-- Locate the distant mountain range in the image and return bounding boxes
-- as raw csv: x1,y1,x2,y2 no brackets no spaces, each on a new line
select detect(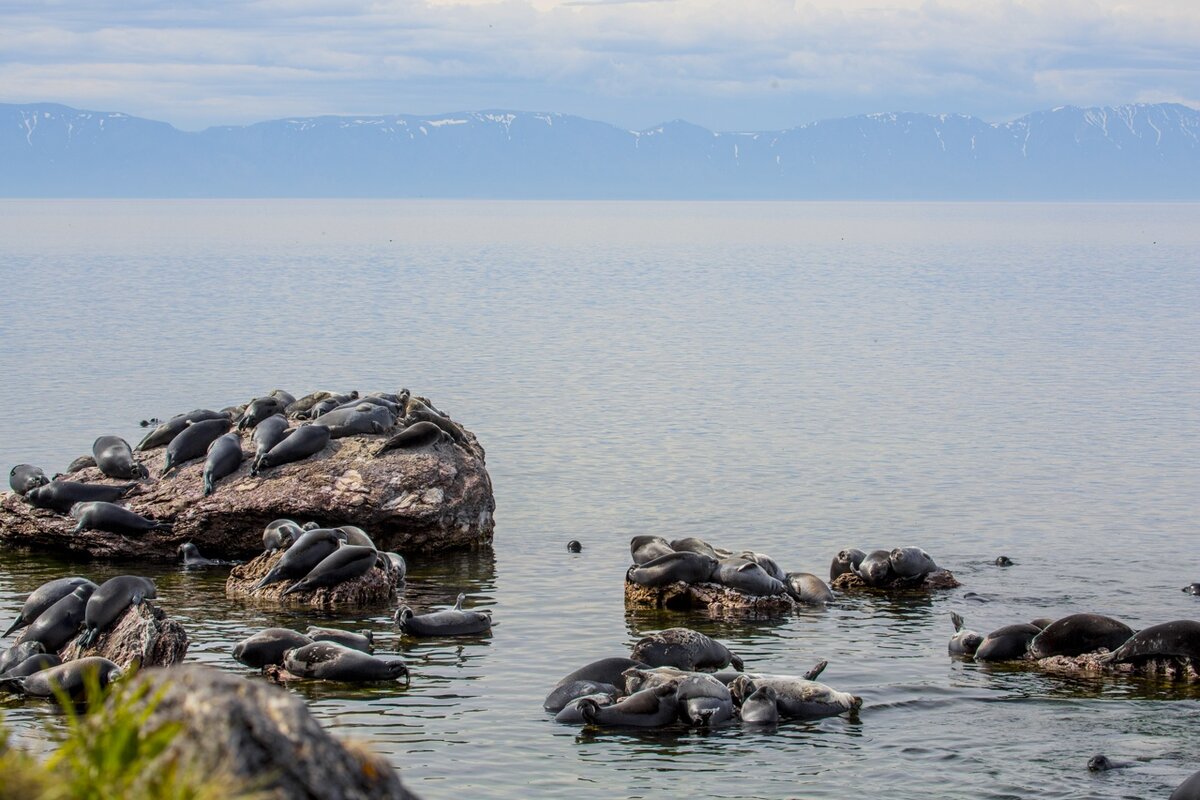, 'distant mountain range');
2,102,1198,199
